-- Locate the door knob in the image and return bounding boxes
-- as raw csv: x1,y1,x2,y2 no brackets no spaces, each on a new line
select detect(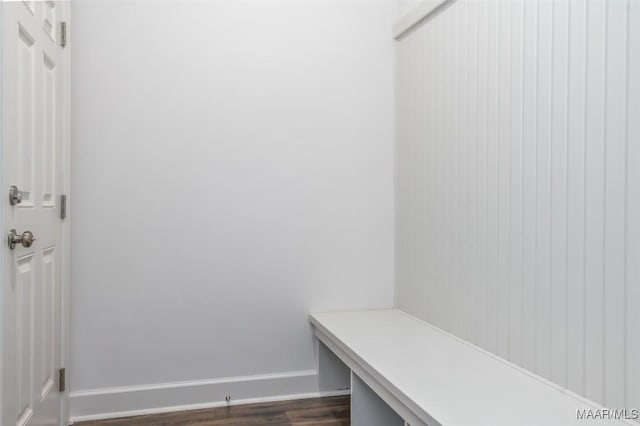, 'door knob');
9,185,22,205
8,229,36,249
